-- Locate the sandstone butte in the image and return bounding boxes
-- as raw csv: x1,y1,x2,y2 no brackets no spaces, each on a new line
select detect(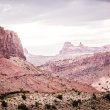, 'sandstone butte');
0,26,26,60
